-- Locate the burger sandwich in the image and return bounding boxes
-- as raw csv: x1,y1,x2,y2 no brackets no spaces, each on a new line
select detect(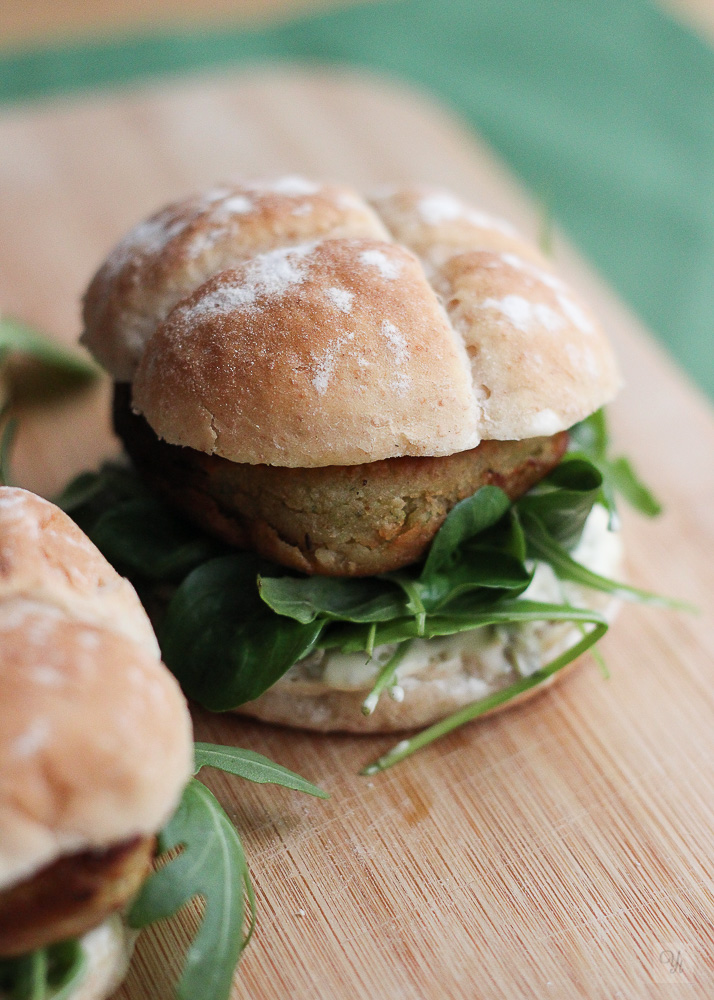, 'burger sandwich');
75,179,668,766
0,486,325,998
